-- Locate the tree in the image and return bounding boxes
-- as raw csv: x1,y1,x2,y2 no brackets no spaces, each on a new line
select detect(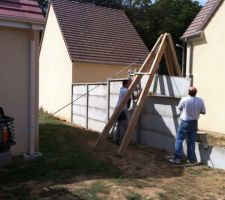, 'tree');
126,0,201,49
38,0,48,15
